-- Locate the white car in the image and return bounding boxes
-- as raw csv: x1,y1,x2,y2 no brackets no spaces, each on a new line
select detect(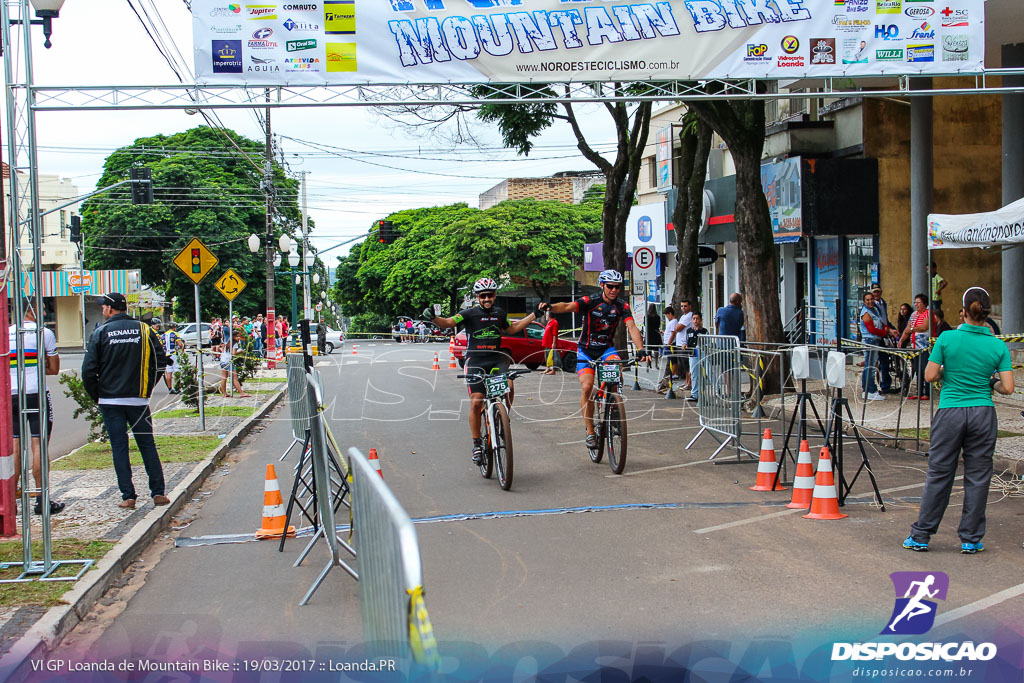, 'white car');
177,322,211,347
309,322,344,353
